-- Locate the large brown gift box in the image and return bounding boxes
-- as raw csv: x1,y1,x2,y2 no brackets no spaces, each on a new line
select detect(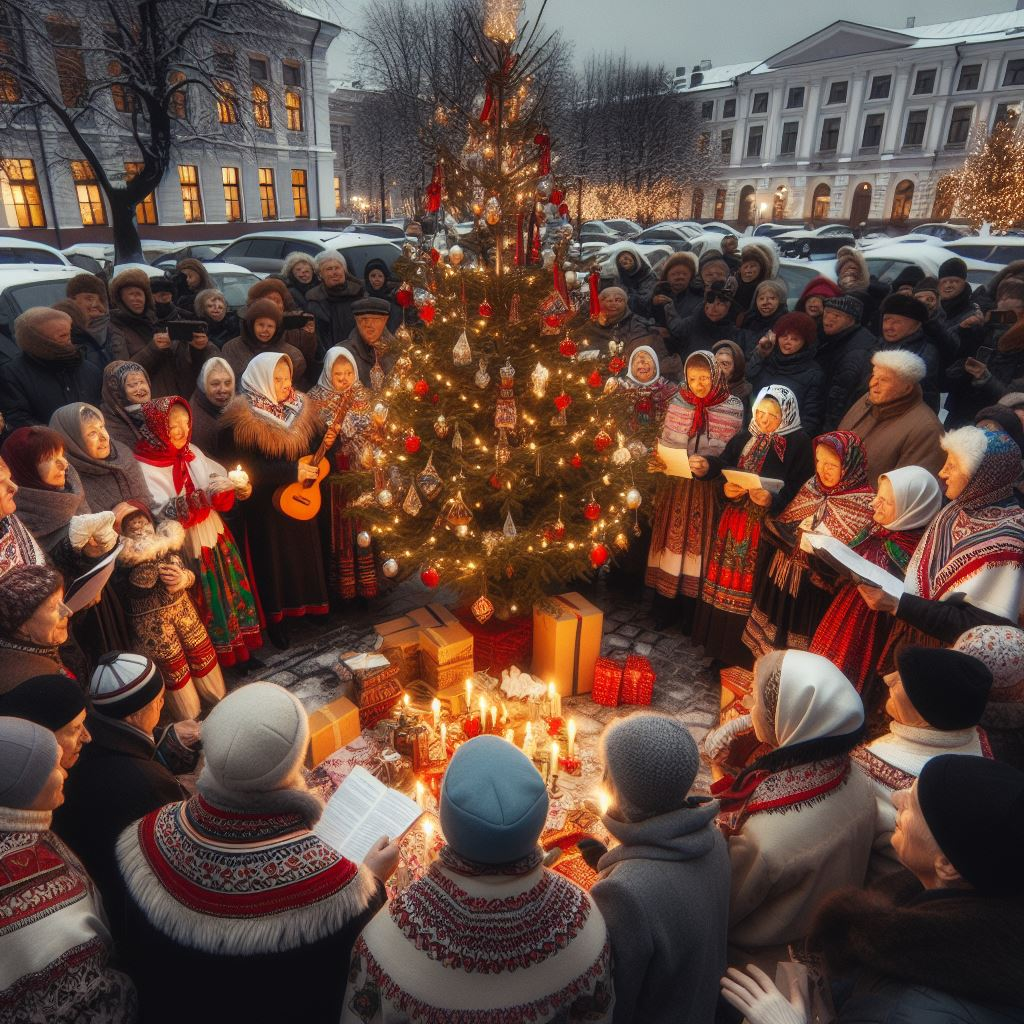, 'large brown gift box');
374,603,461,648
532,591,604,697
306,695,361,768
